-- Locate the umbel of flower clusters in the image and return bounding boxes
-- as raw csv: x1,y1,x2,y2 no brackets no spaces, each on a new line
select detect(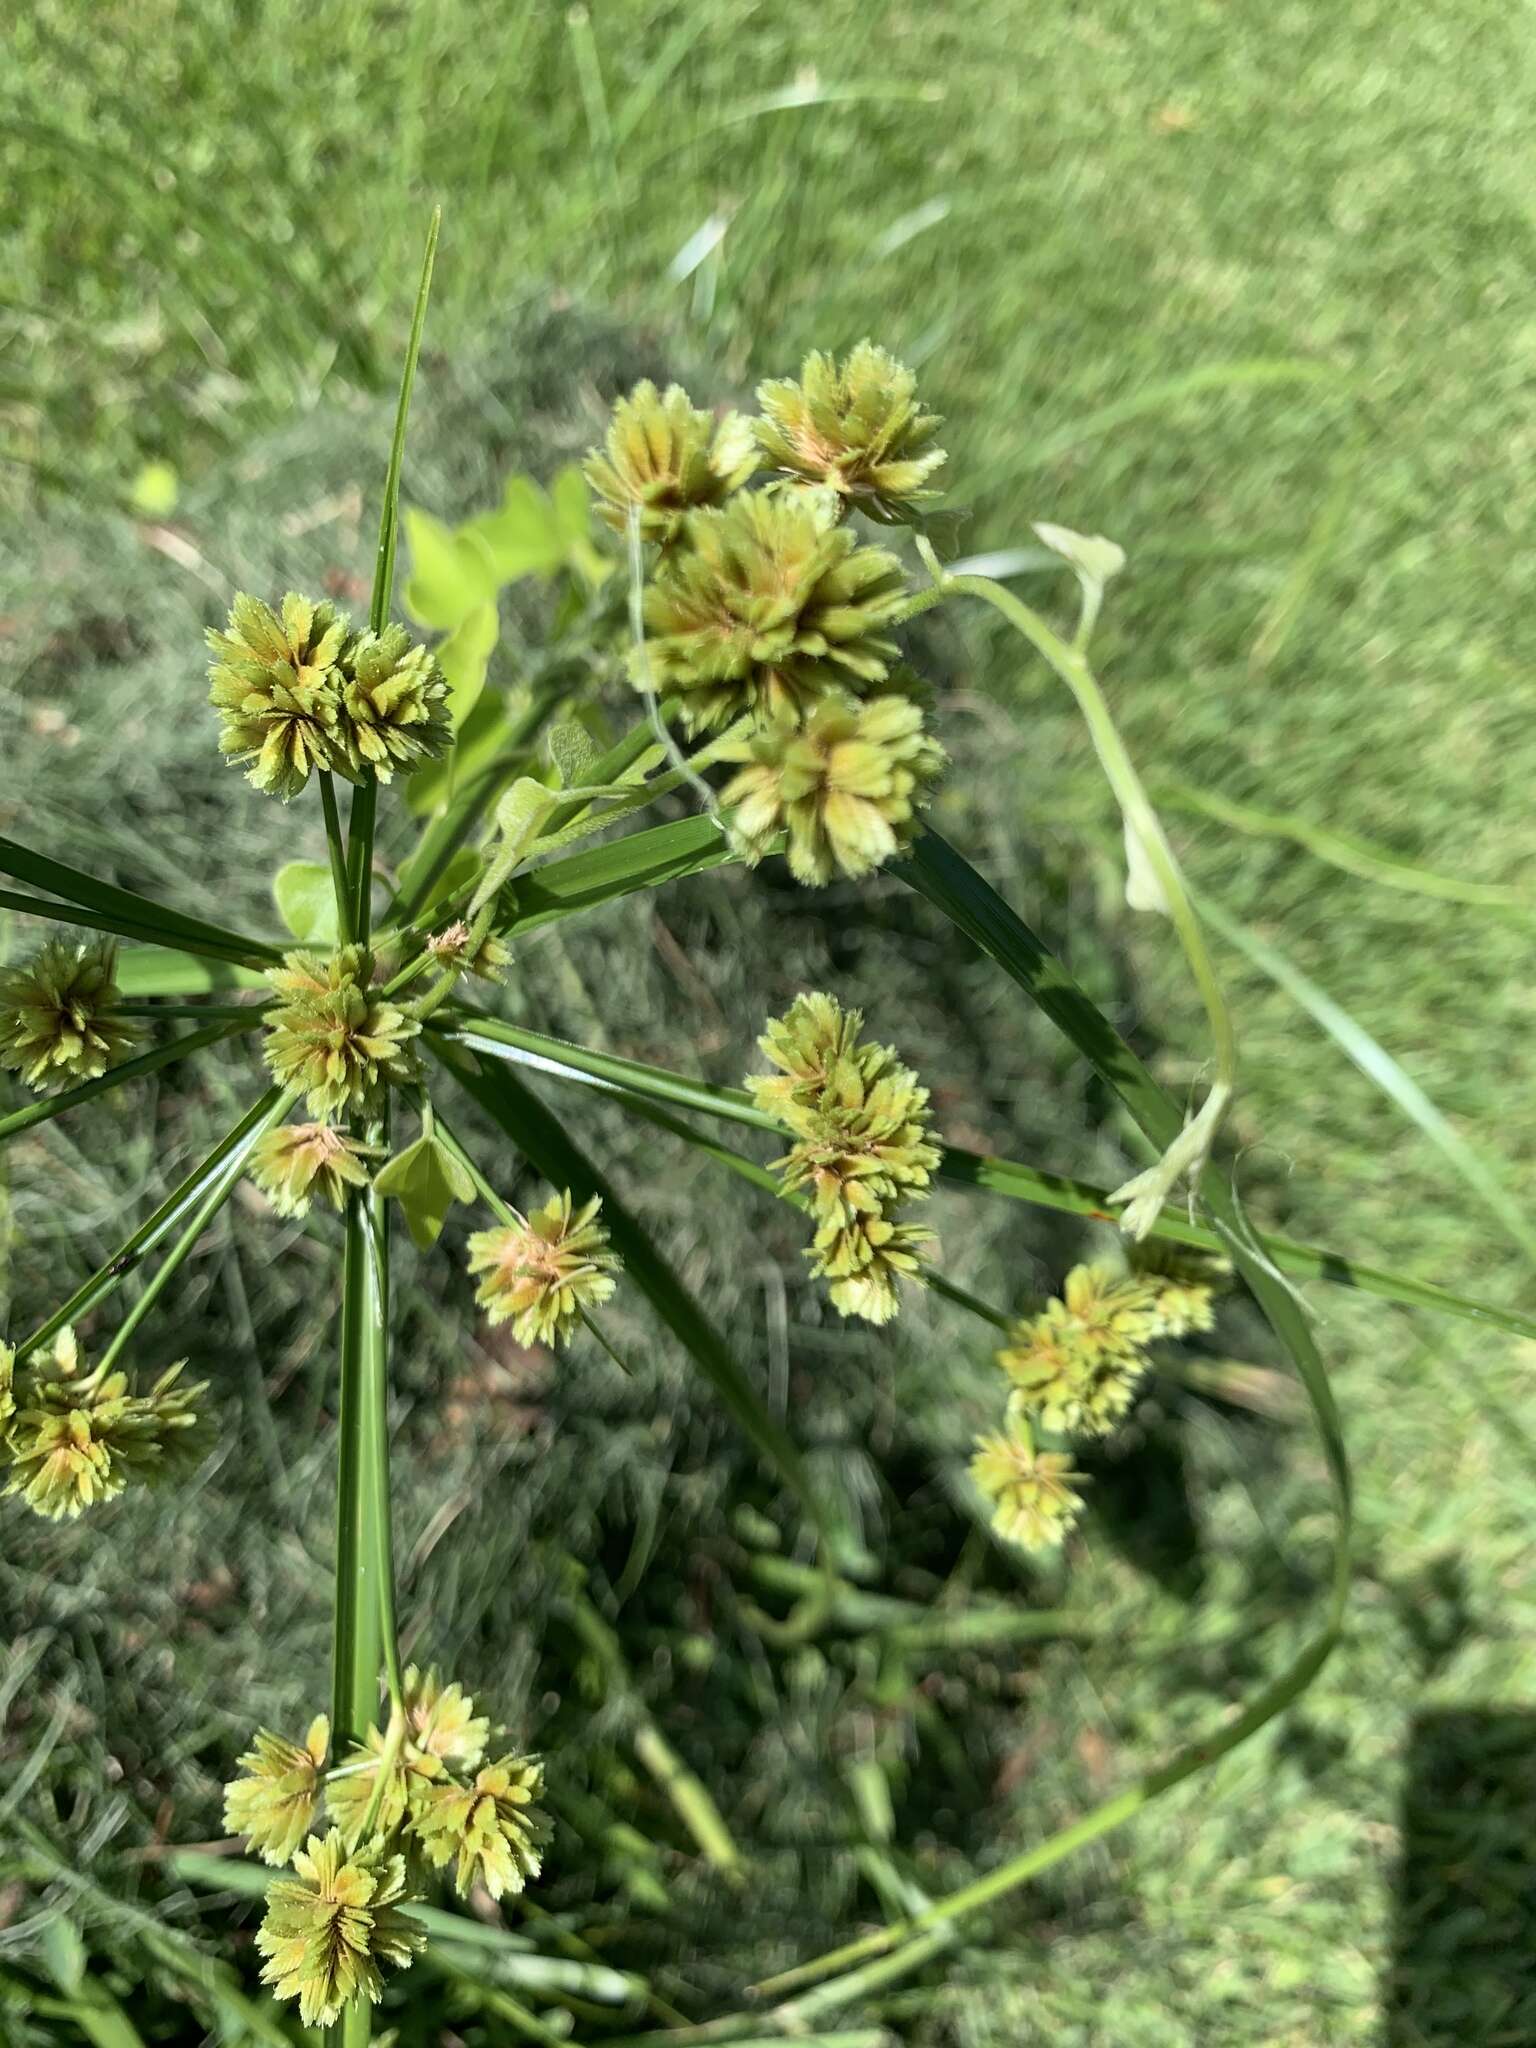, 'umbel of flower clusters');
207,592,450,800
0,1328,208,1520
262,946,421,1119
721,686,946,885
755,341,947,521
467,1190,621,1348
637,489,909,732
749,993,938,1325
998,1263,1160,1436
227,1667,551,2028
970,1406,1087,1553
0,937,137,1093
584,380,758,543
